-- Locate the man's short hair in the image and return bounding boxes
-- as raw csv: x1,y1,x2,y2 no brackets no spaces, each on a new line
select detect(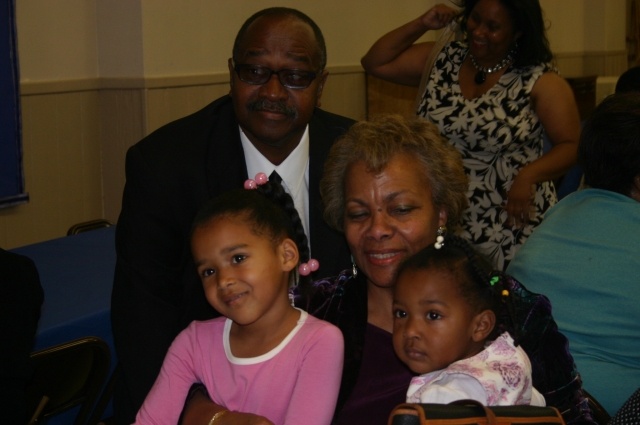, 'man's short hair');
578,92,640,196
615,66,640,94
232,7,327,71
